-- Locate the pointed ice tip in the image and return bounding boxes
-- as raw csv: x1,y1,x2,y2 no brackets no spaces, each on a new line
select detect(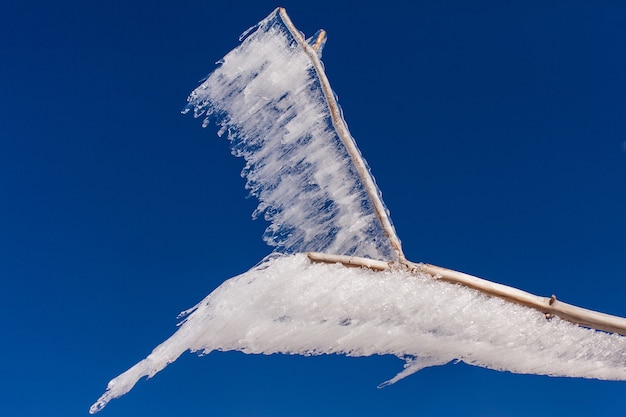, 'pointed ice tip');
89,400,104,414
377,380,392,389
89,387,115,414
